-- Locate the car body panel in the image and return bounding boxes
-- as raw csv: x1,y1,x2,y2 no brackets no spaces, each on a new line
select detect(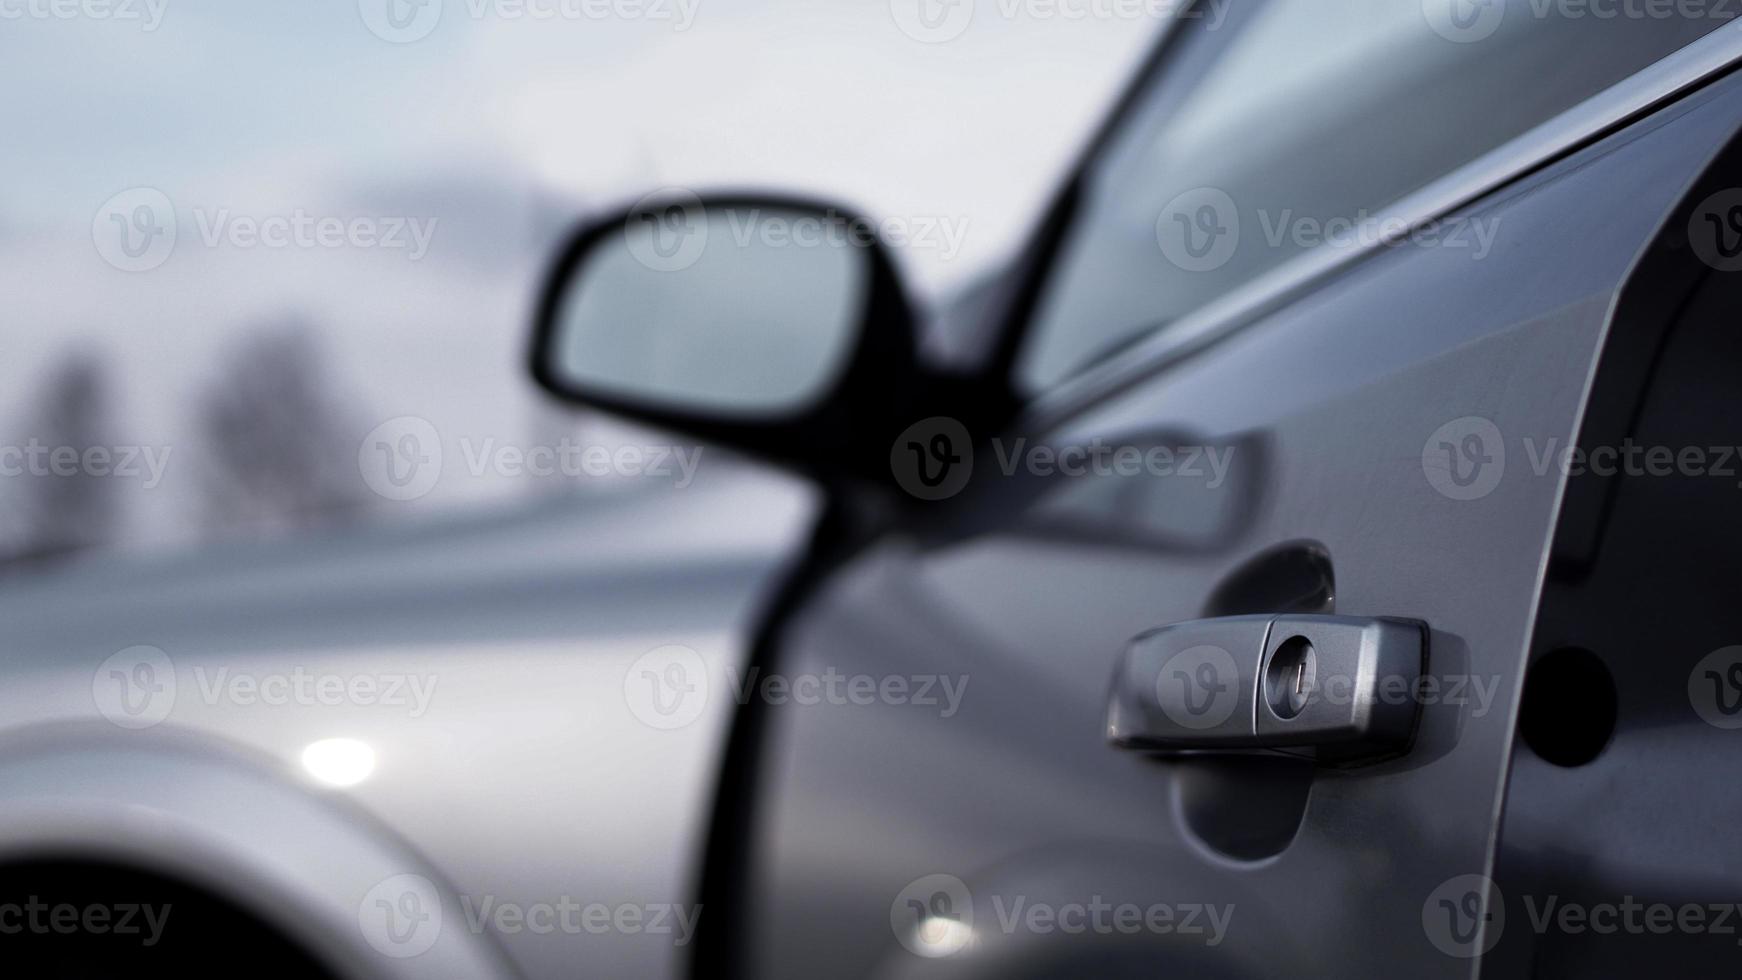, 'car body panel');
736,62,1742,980
0,472,814,979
